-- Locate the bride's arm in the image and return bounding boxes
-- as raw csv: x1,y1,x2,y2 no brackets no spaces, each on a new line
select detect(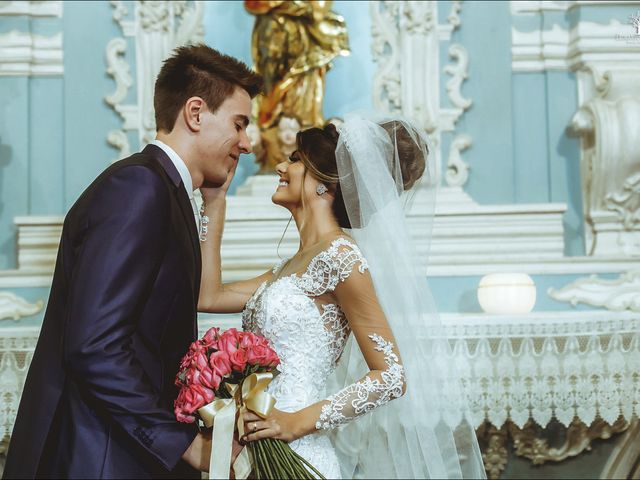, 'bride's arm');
241,246,405,442
198,183,273,314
